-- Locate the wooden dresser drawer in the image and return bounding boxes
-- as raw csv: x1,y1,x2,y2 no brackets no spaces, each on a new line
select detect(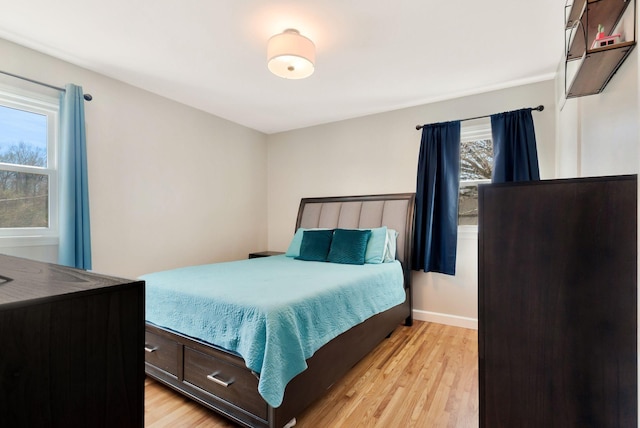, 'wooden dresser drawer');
145,331,179,377
183,347,266,419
